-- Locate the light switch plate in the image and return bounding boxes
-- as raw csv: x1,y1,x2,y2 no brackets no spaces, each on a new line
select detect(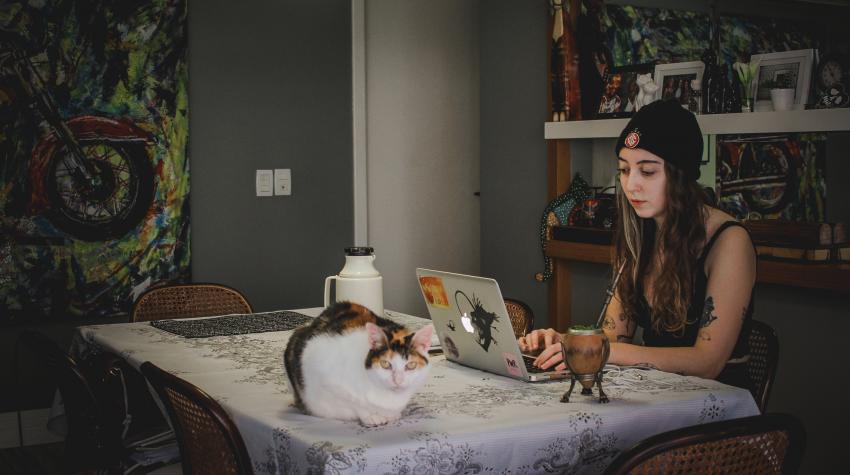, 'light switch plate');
274,168,291,196
256,170,273,197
